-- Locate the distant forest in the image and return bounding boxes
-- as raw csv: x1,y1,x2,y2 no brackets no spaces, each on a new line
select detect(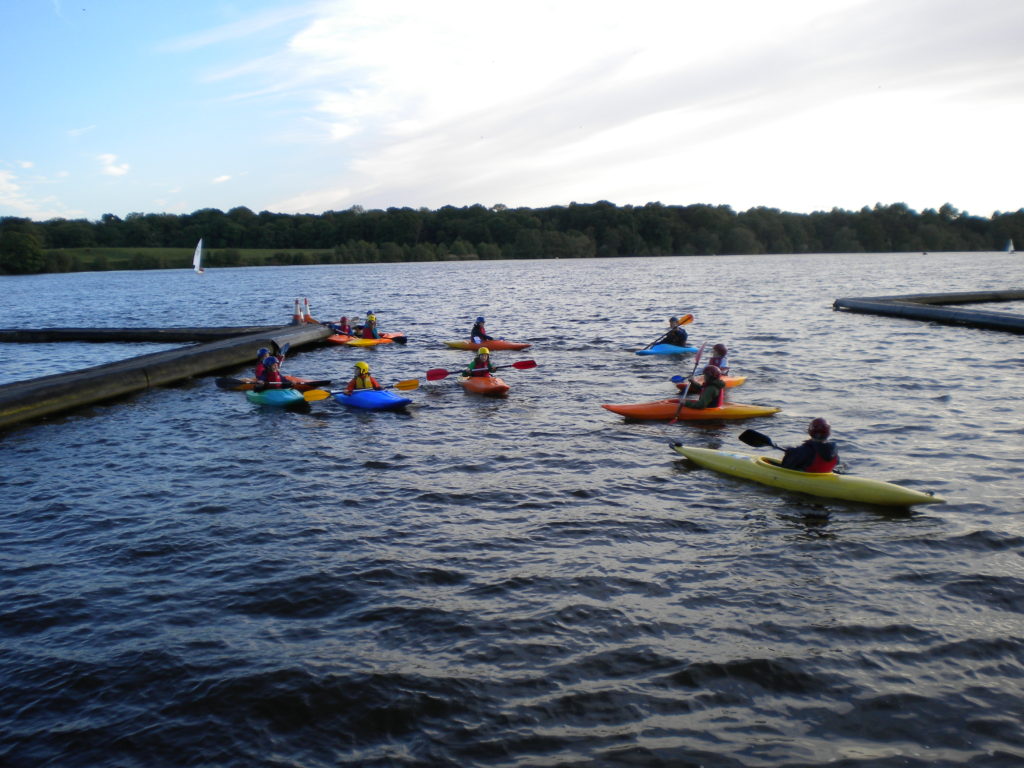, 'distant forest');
1,200,1022,274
